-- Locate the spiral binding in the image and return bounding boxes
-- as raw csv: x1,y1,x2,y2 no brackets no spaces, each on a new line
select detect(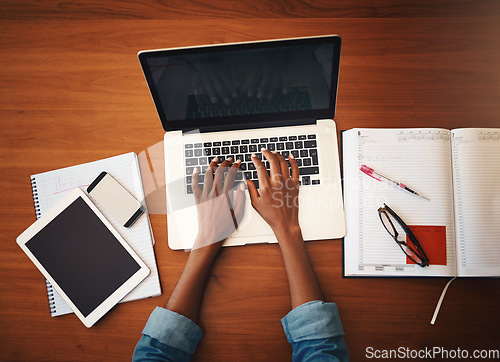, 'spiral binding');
46,280,57,314
31,176,56,315
30,177,42,219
